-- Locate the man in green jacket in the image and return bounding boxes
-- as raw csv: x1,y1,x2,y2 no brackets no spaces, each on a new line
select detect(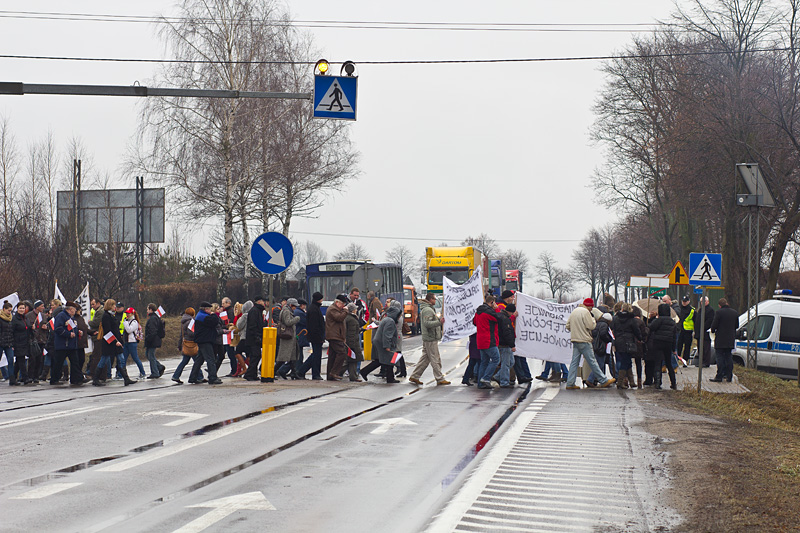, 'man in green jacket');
409,293,450,386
